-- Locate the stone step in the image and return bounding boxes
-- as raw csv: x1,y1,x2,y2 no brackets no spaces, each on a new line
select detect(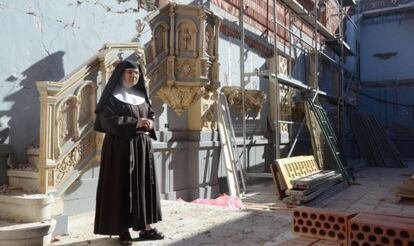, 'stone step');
0,219,55,246
0,192,53,222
